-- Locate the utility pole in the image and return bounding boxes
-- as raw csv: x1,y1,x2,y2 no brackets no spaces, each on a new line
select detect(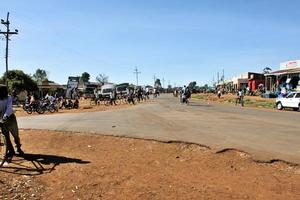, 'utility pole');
0,12,19,87
162,77,165,89
133,66,141,86
153,74,156,86
222,69,225,84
